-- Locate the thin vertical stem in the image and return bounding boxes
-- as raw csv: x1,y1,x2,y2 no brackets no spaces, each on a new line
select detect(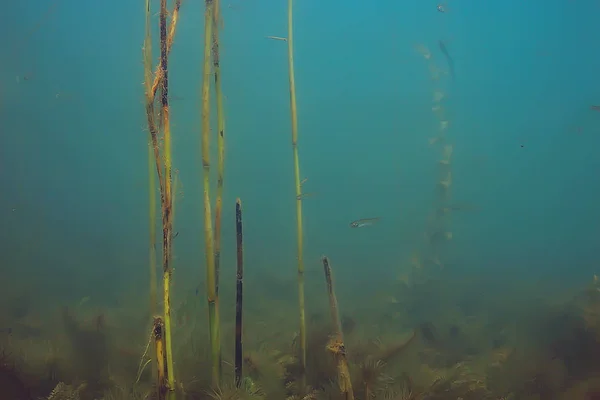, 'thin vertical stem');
158,0,175,394
322,257,354,400
201,0,221,387
287,0,306,382
234,199,244,387
211,0,226,376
